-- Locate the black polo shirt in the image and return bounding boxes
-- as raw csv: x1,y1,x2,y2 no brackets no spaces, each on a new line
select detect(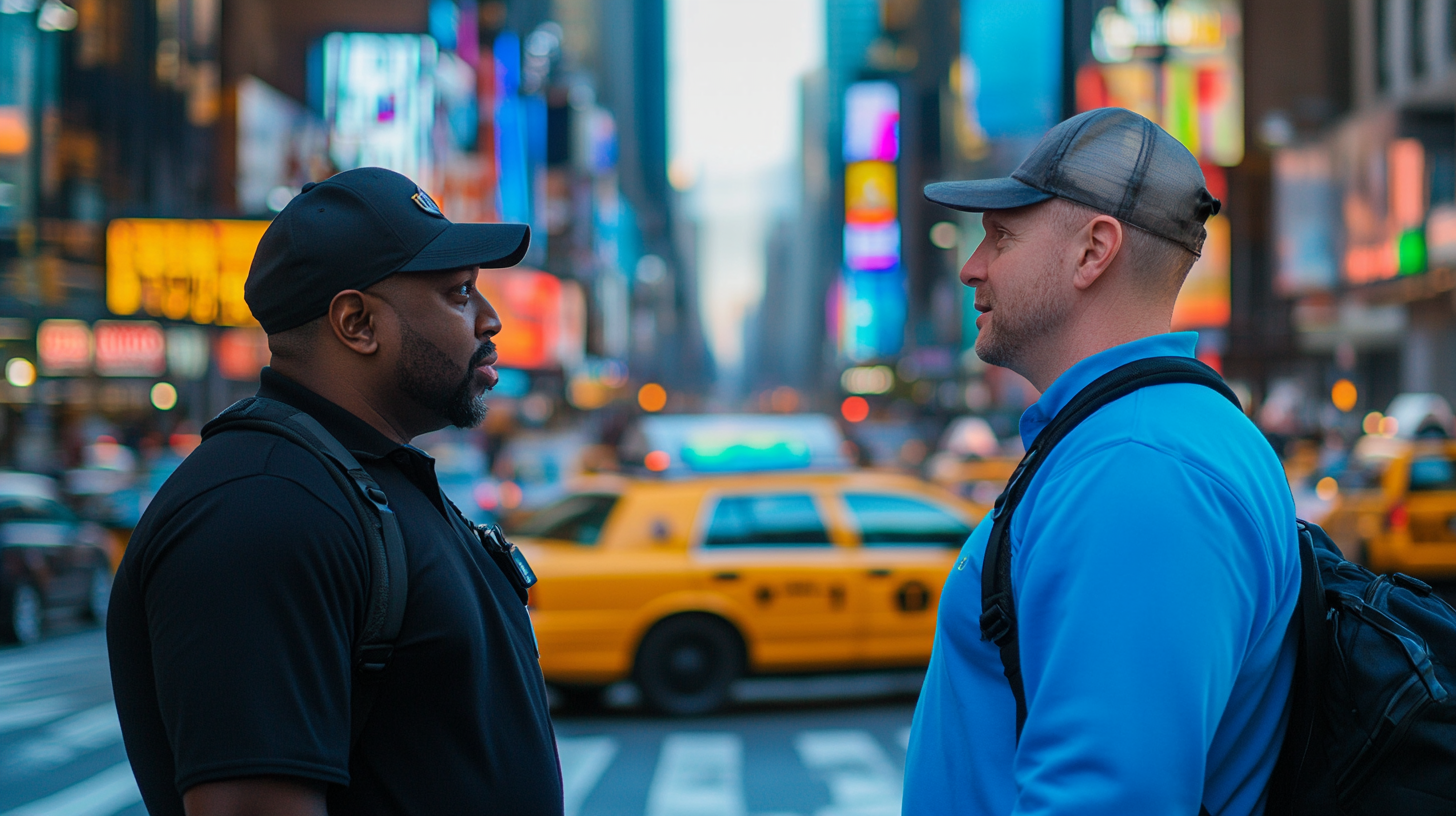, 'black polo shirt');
107,368,563,816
